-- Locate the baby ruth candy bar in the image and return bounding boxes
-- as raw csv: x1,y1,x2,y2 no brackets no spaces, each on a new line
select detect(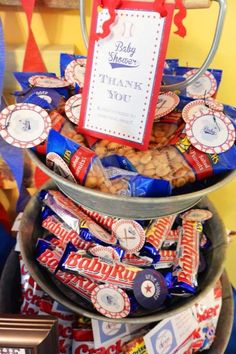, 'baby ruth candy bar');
60,247,141,289
41,206,94,251
171,219,200,296
39,189,116,245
